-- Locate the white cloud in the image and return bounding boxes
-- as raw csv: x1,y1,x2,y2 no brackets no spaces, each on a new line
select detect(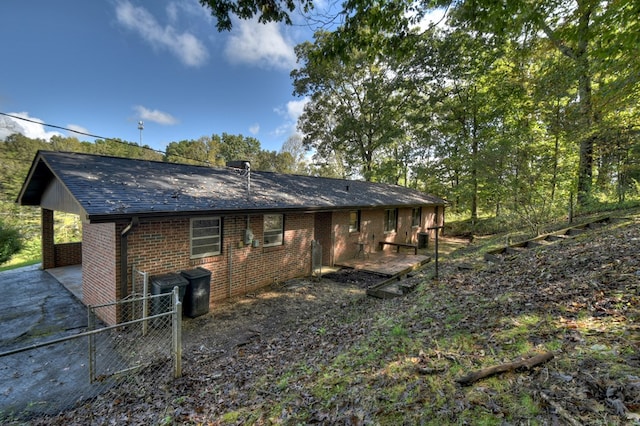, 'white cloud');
134,105,179,125
273,97,309,137
249,123,260,135
0,112,62,141
115,0,209,67
224,19,296,70
166,2,179,23
285,98,309,122
66,124,90,137
166,0,213,25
